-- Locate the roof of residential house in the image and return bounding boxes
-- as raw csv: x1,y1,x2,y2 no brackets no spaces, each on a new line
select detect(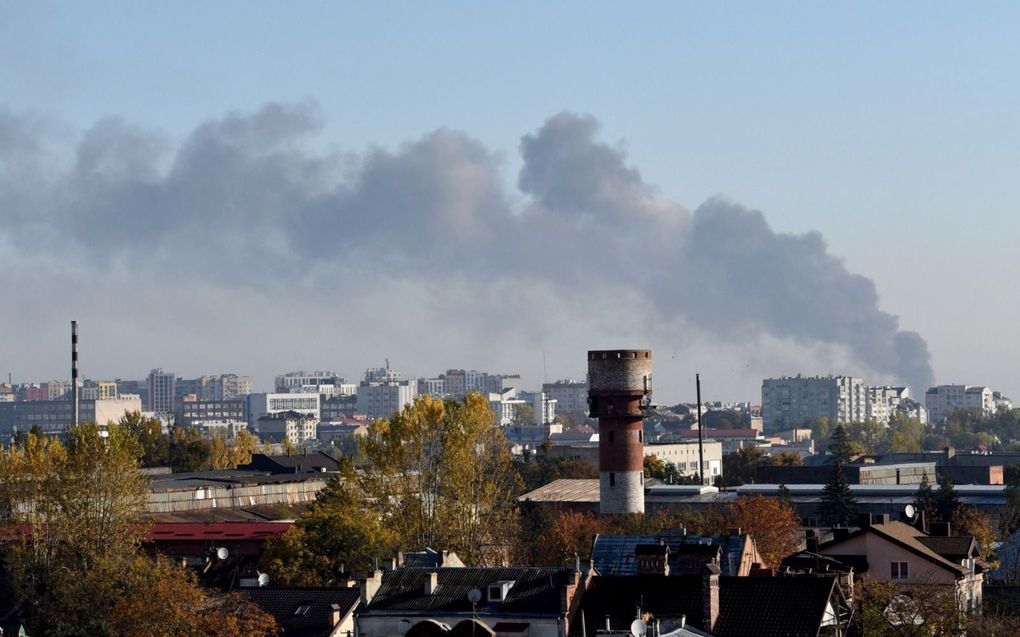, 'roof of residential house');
591,533,751,577
572,573,839,637
819,521,969,576
364,567,576,615
714,575,838,637
570,574,704,637
240,586,360,637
